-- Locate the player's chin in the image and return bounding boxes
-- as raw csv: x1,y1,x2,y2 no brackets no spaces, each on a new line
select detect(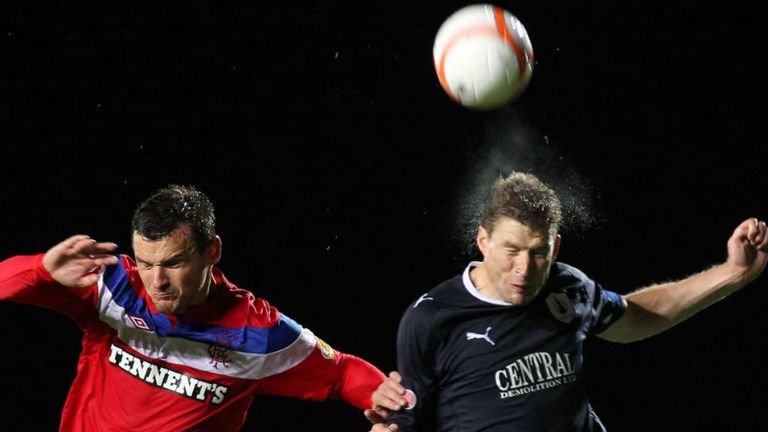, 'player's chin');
152,297,179,313
503,291,529,305
506,285,543,305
